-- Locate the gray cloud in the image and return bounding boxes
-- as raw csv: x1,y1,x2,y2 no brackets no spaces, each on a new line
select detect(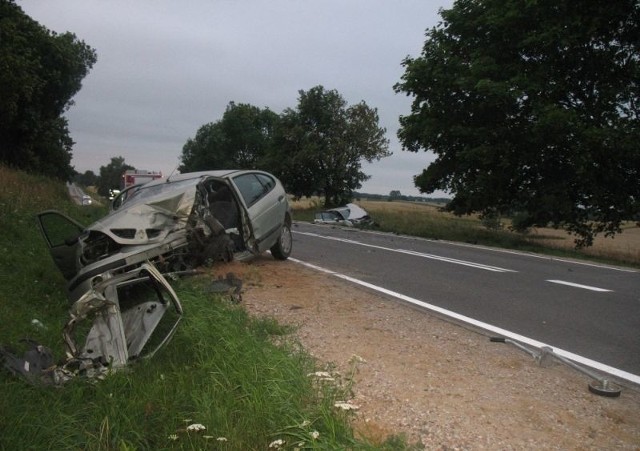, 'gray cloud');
19,0,452,196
